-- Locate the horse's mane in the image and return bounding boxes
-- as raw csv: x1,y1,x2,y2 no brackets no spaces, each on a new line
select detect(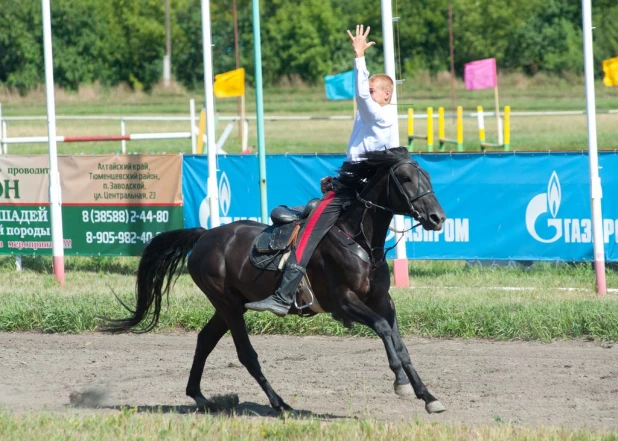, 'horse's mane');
333,146,413,194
